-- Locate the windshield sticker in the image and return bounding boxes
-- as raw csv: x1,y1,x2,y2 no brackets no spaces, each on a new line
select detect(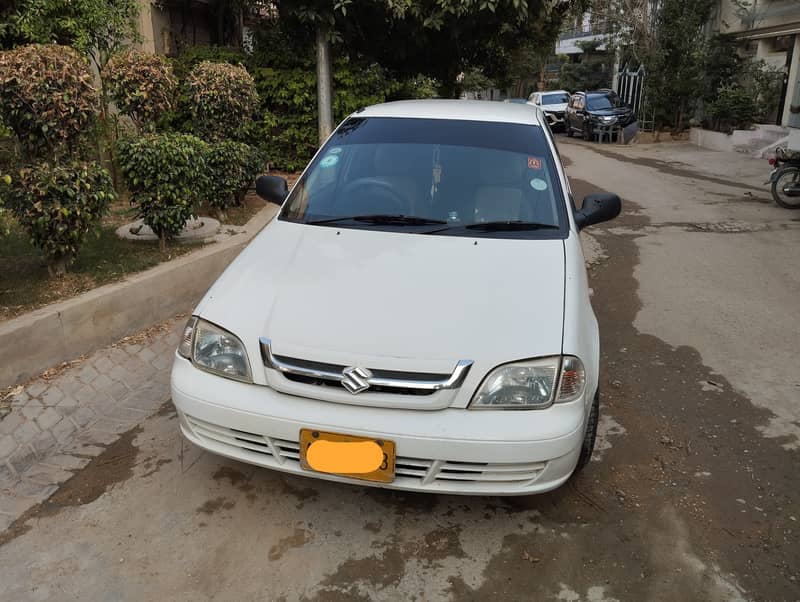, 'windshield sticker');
328,147,343,154
527,157,542,170
320,155,339,168
530,178,548,191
